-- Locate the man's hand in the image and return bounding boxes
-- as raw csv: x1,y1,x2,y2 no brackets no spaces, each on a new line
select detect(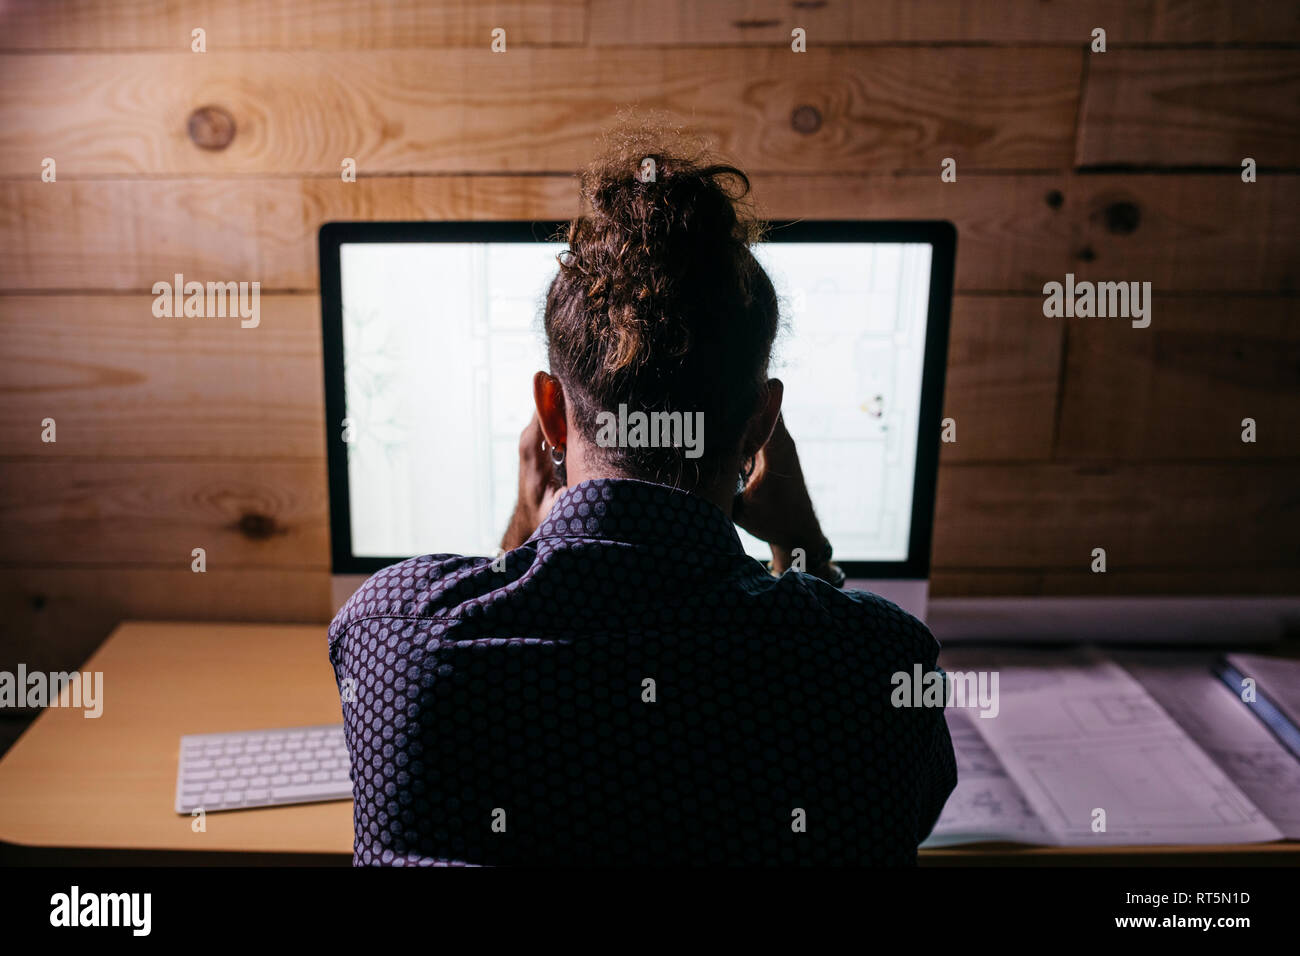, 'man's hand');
734,414,837,577
501,413,562,551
